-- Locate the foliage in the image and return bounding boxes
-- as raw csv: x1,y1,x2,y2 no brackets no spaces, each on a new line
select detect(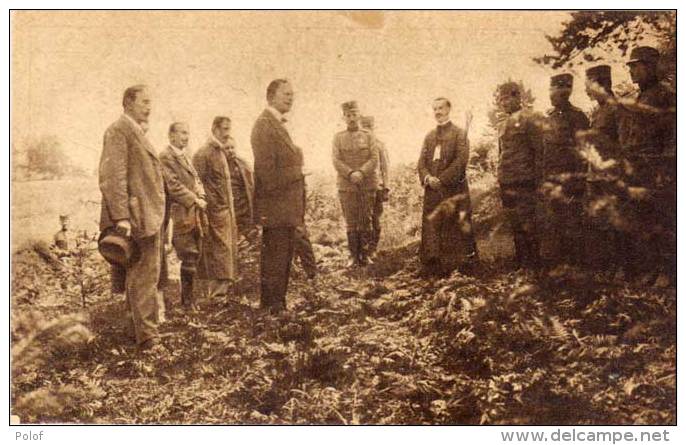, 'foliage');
13,135,87,181
534,11,676,82
10,168,675,424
